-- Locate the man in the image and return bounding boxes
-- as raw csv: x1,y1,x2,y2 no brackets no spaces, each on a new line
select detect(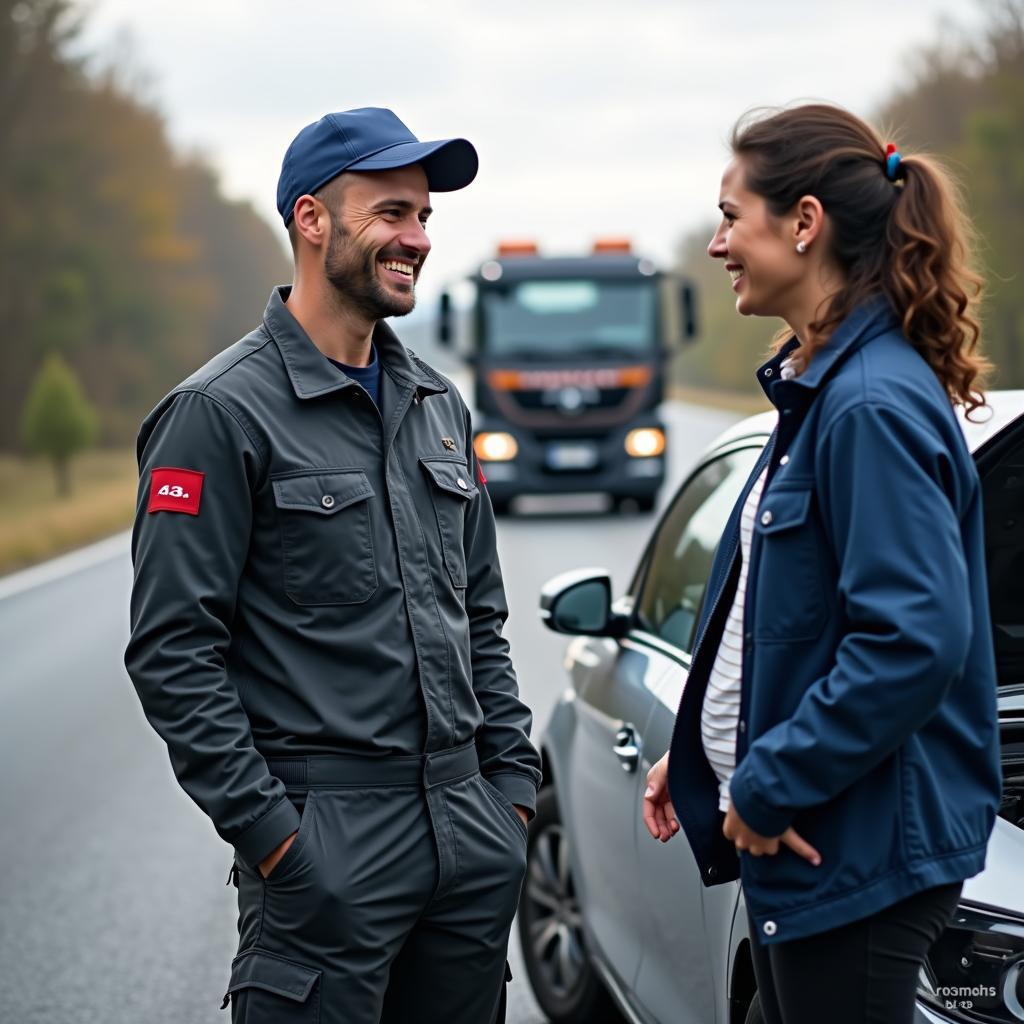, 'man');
125,107,540,1024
